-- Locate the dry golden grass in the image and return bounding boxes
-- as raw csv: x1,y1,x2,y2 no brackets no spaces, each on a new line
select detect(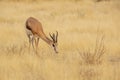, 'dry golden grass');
0,0,120,80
